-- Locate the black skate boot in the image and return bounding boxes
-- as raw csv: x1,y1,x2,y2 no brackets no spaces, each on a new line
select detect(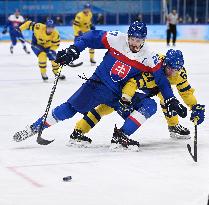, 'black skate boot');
13,125,37,142
111,125,140,150
41,73,48,81
90,58,96,66
68,129,92,147
10,46,14,54
168,124,190,139
23,45,30,54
